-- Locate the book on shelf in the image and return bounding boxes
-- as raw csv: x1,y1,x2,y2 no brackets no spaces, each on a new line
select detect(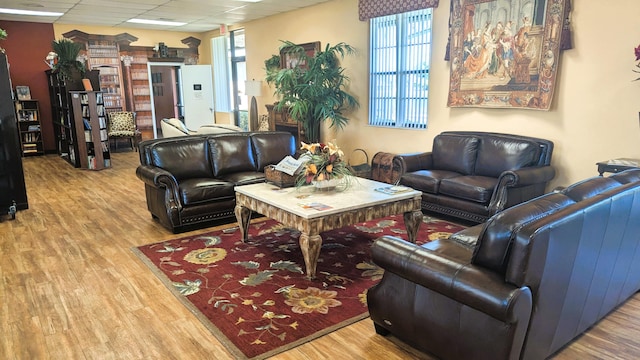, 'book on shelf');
100,129,108,141
375,185,413,195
